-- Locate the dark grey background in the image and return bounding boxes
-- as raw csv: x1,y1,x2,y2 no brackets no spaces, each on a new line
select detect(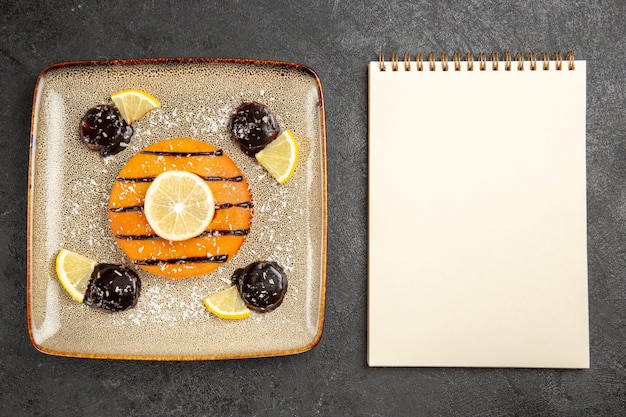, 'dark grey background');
2,1,625,415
